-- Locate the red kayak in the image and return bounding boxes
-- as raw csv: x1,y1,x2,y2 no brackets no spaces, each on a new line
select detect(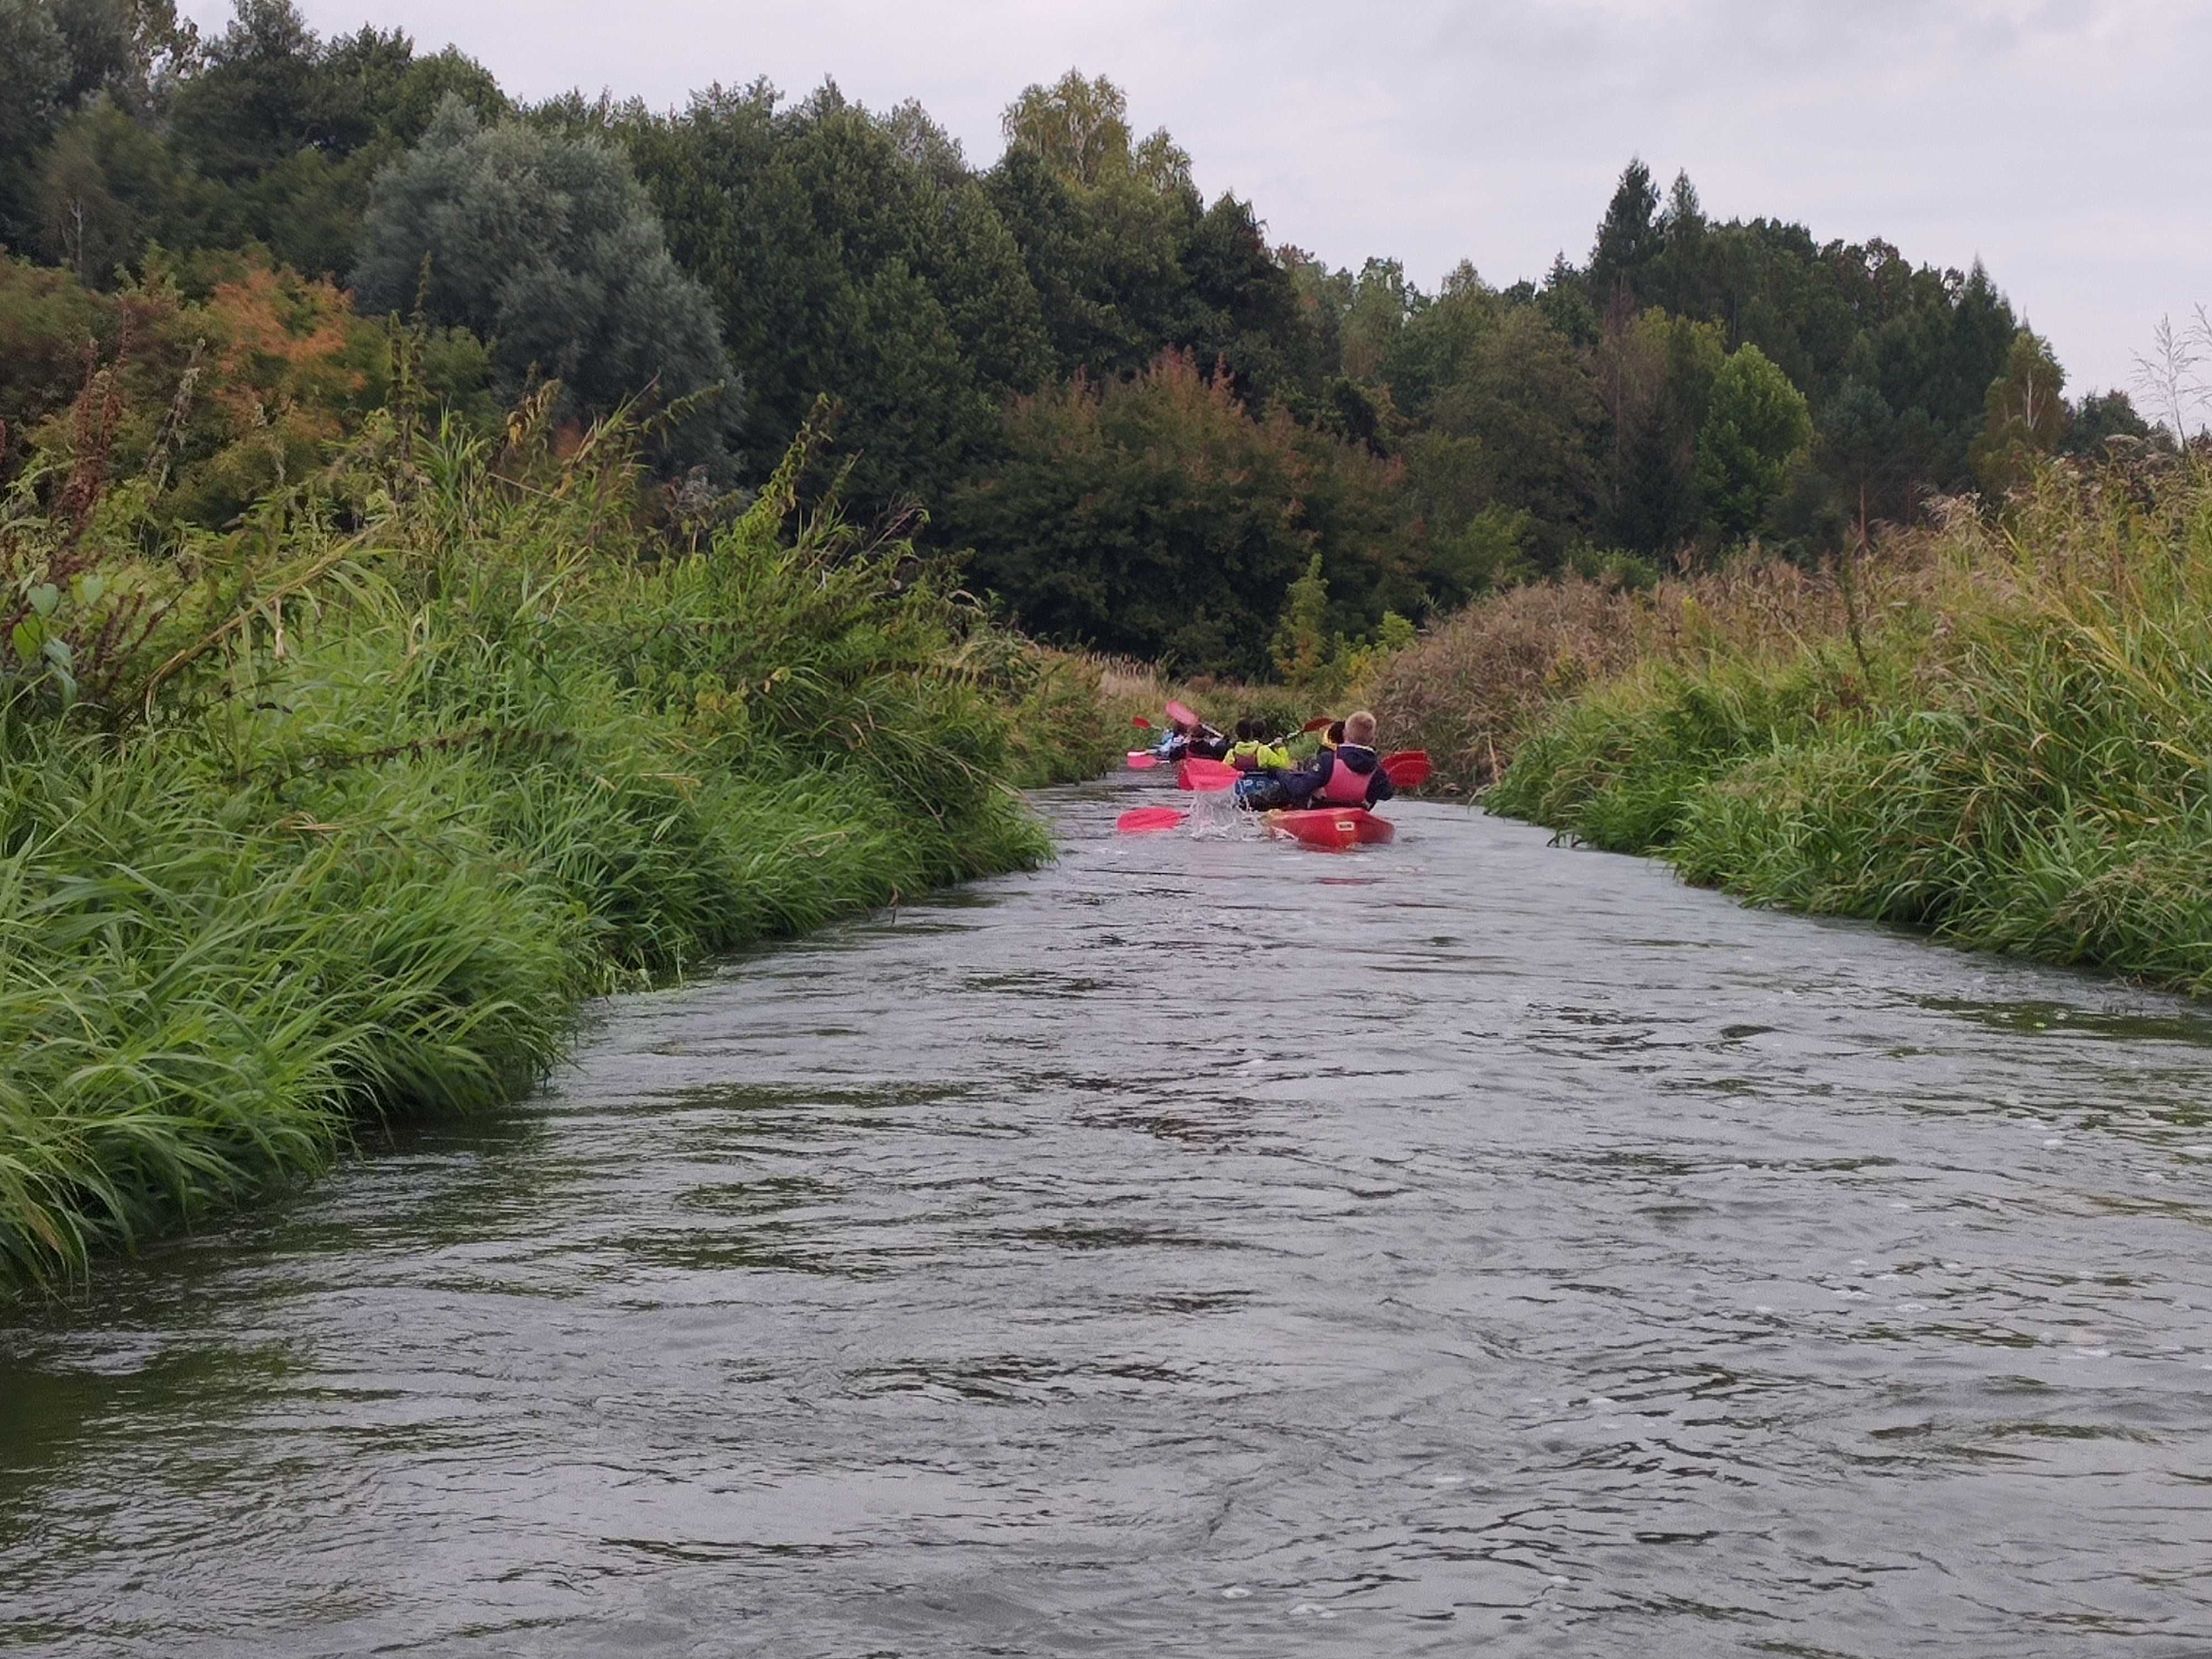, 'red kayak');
1264,807,1395,851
